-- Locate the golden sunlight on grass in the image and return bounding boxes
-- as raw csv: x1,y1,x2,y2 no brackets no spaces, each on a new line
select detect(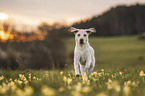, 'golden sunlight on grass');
0,30,14,41
0,29,45,42
0,31,45,42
